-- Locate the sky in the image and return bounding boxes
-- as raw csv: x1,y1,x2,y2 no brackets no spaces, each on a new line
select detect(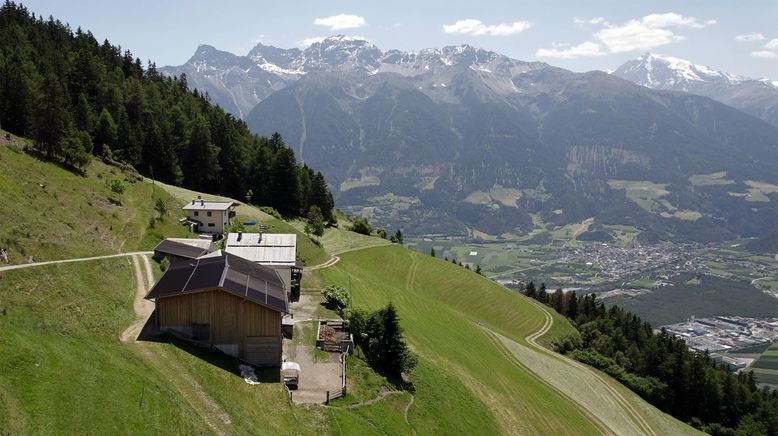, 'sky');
18,0,778,79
